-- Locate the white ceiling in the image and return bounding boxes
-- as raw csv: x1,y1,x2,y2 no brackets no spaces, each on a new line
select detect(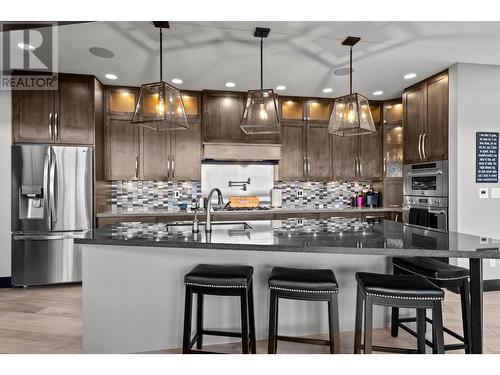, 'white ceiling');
47,21,500,99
